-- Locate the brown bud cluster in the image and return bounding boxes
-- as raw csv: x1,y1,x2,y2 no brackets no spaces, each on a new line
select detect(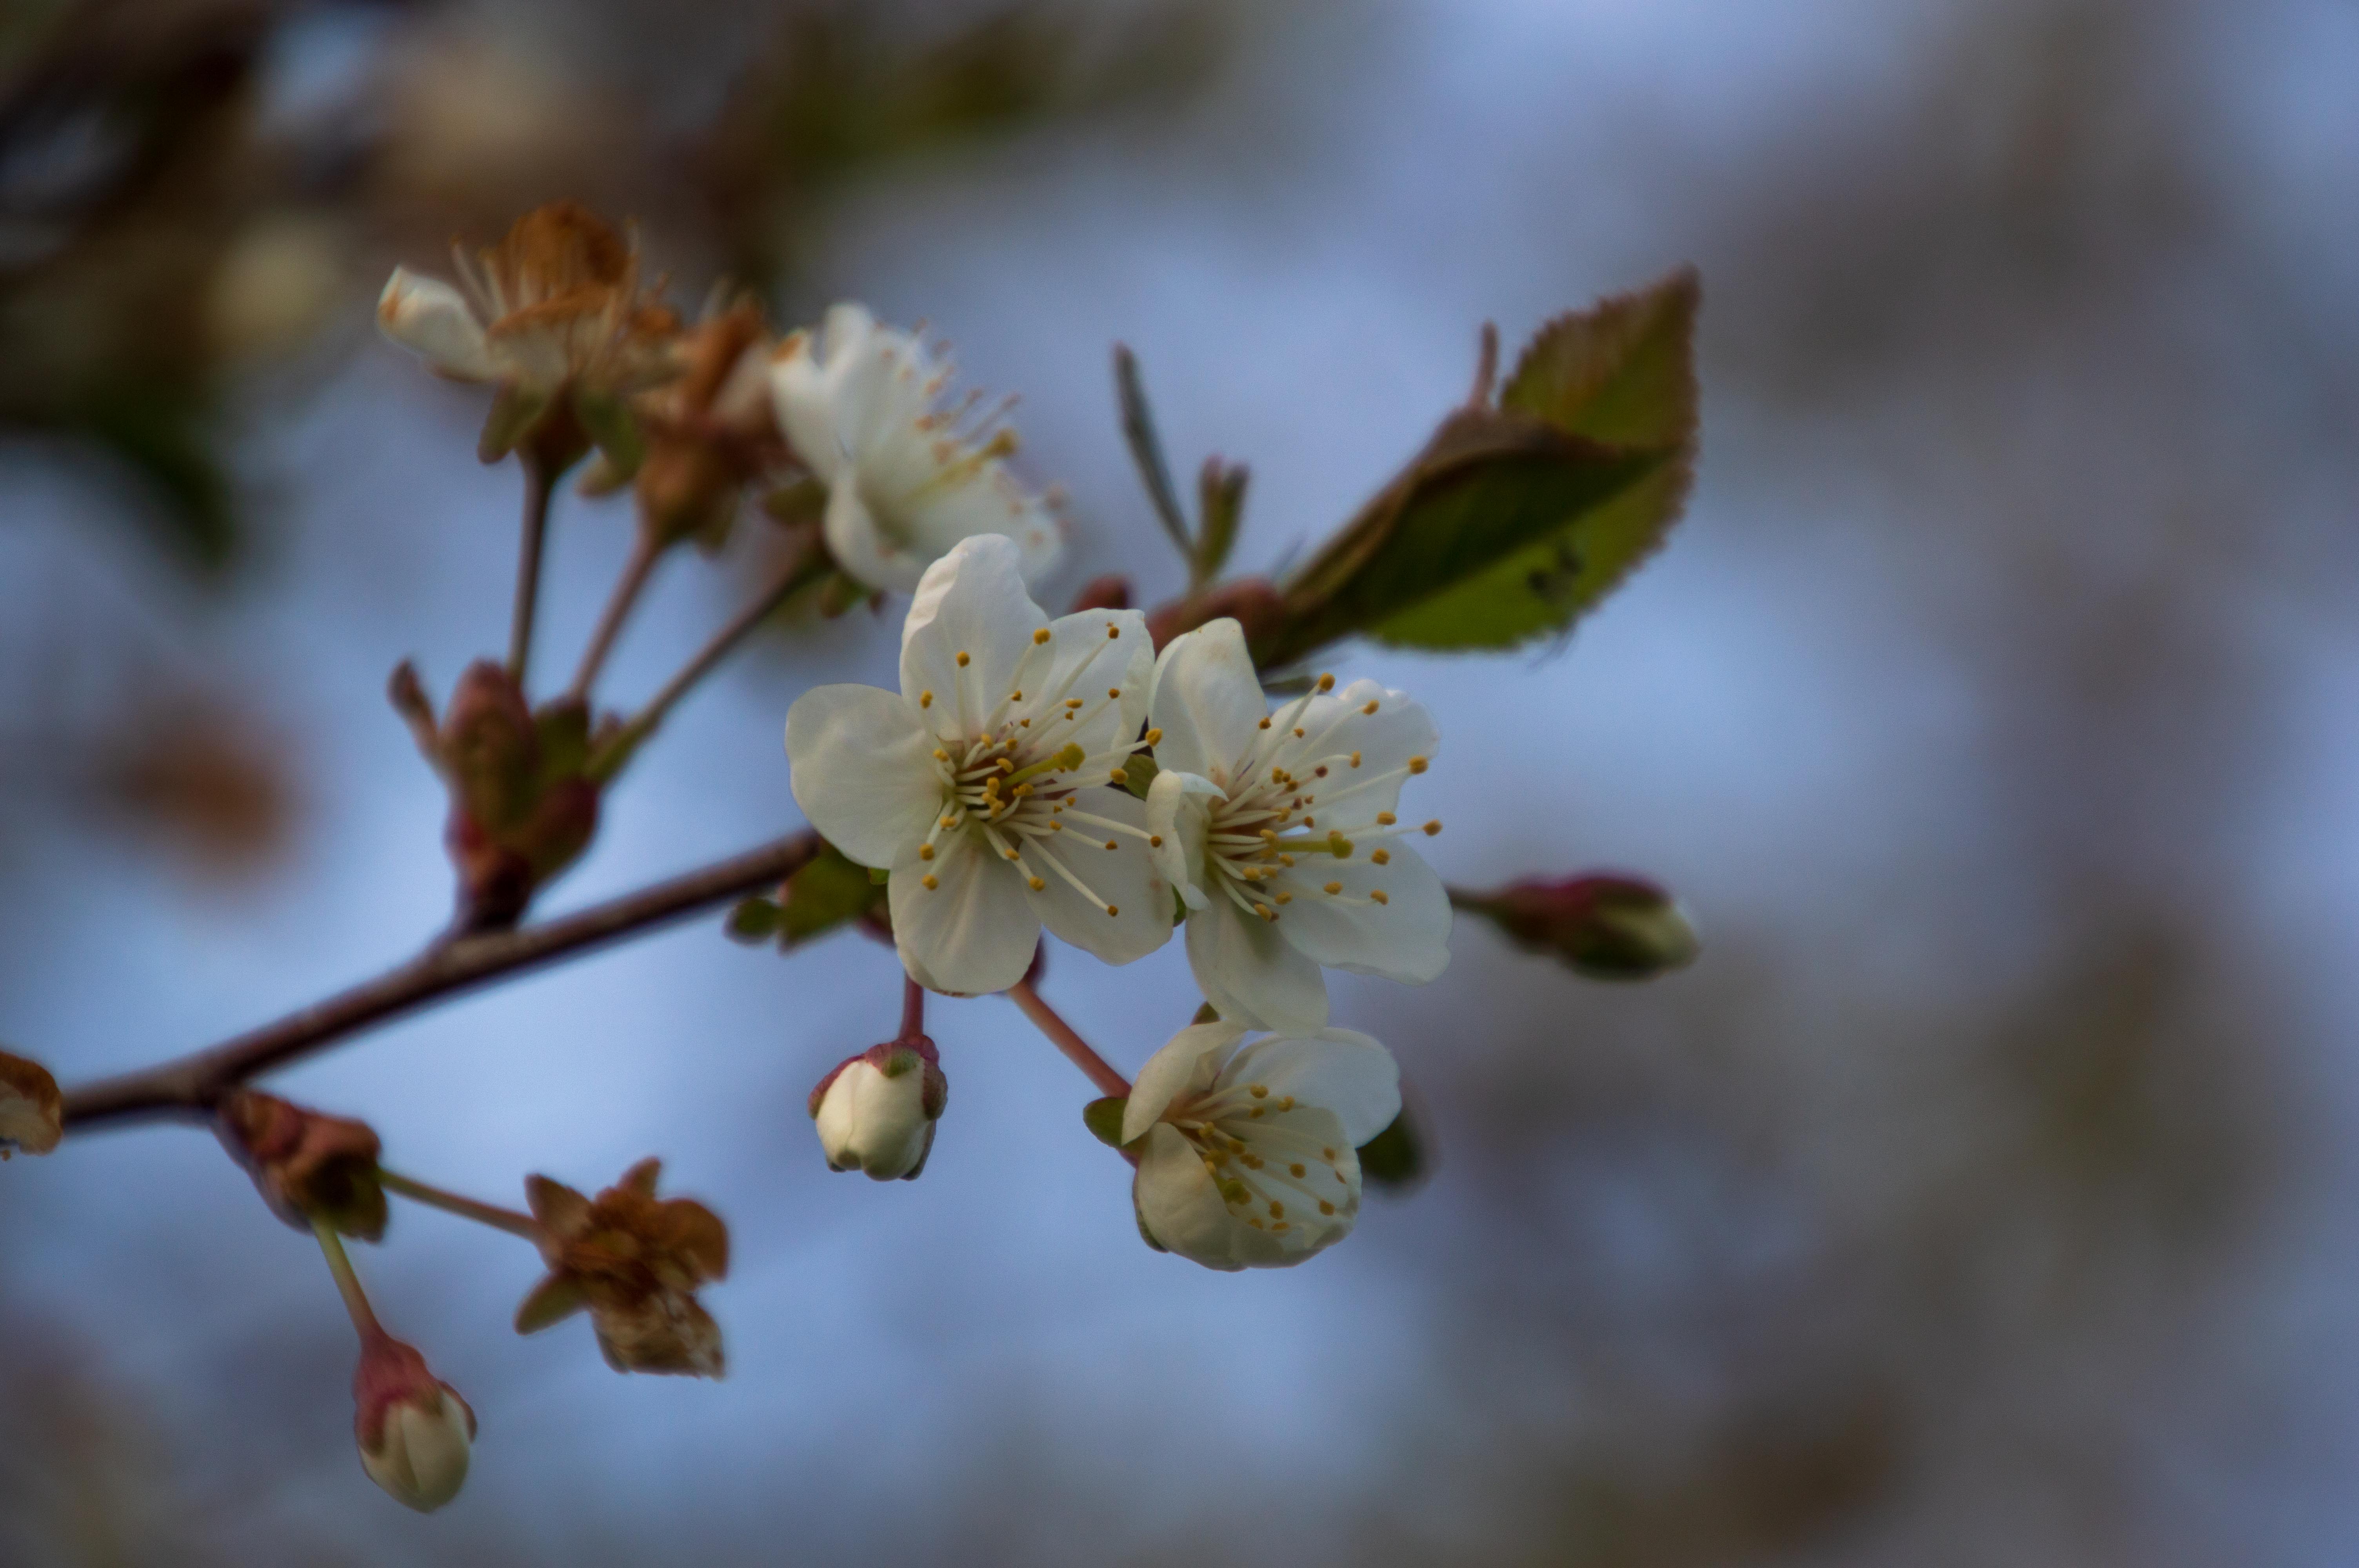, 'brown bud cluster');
216,1089,388,1240
393,660,602,931
514,1158,730,1378
0,1050,63,1158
